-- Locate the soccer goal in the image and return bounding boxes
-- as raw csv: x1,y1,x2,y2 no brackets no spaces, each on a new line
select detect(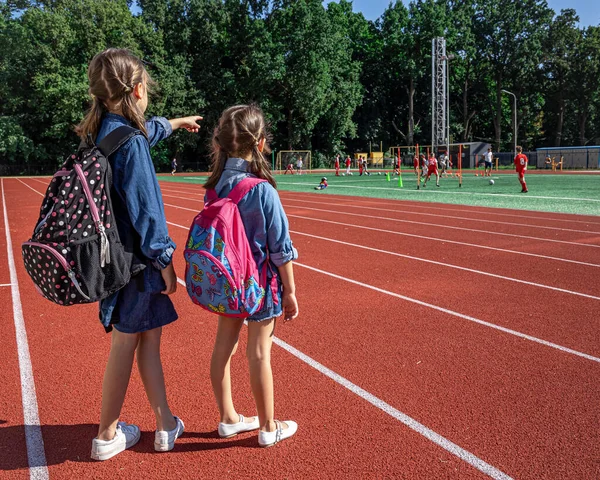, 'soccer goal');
276,150,312,174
